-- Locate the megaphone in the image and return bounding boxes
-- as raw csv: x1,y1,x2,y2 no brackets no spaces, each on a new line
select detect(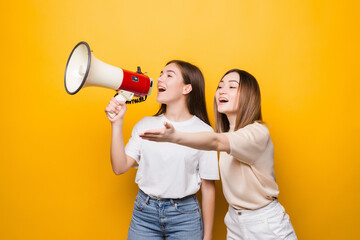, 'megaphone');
64,41,154,118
